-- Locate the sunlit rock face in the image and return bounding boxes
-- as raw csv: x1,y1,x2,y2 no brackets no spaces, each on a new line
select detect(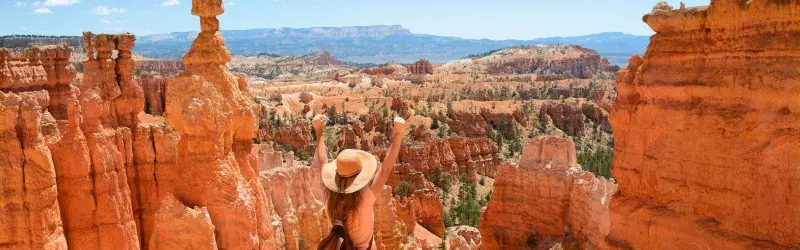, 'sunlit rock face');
153,0,275,248
609,1,800,249
479,136,616,249
1,34,143,250
0,91,68,250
